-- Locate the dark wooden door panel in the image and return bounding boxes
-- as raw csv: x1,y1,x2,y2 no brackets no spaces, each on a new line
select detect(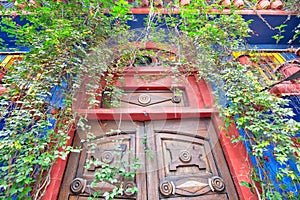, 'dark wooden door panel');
146,119,238,199
69,194,228,200
163,193,228,200
69,195,134,200
59,119,238,200
148,119,209,138
58,121,147,200
206,120,239,200
75,134,135,196
59,132,82,200
155,133,216,176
